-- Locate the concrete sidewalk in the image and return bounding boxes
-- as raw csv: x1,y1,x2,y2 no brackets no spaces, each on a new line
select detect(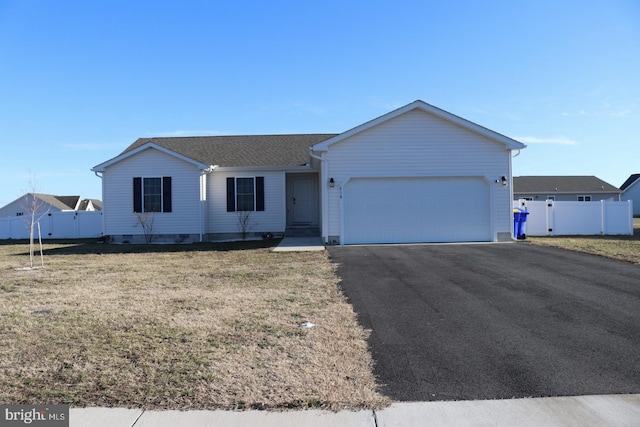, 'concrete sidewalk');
70,394,640,426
